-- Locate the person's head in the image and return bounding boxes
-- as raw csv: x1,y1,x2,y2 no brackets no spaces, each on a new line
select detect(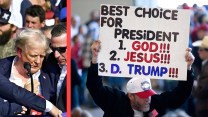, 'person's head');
42,26,54,53
0,0,11,9
196,24,208,40
25,5,45,29
29,0,51,11
72,35,79,45
39,0,50,11
51,23,67,66
127,77,156,112
0,10,17,45
79,25,88,36
71,15,80,28
41,25,53,40
71,17,76,28
198,36,208,60
15,28,49,74
202,15,208,25
90,10,99,21
71,107,93,117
